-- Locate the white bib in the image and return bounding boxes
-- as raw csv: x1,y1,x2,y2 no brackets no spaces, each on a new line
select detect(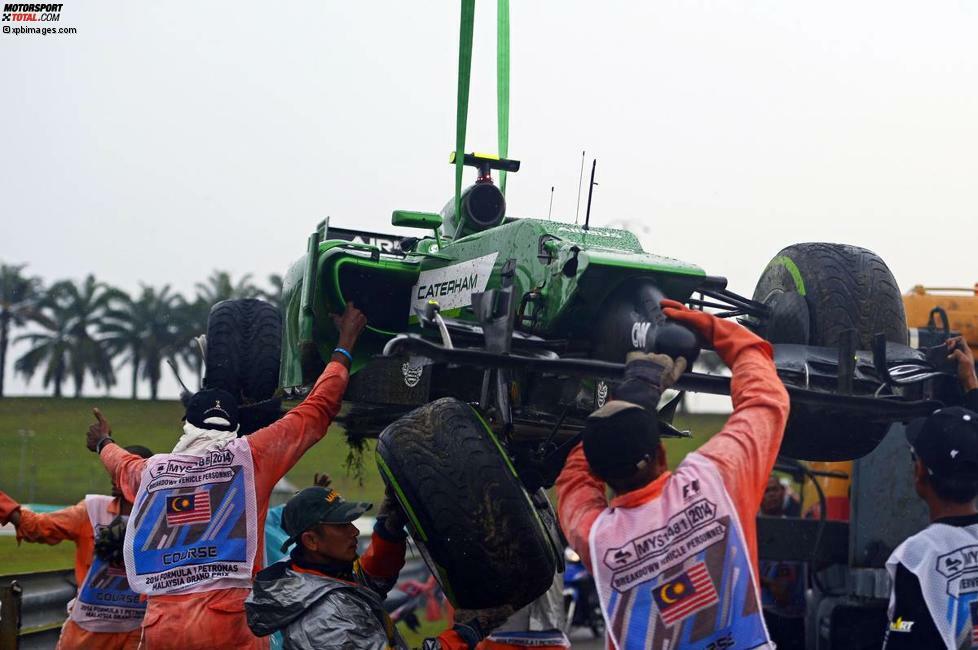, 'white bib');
67,495,145,632
589,453,771,650
124,437,258,596
887,521,978,649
